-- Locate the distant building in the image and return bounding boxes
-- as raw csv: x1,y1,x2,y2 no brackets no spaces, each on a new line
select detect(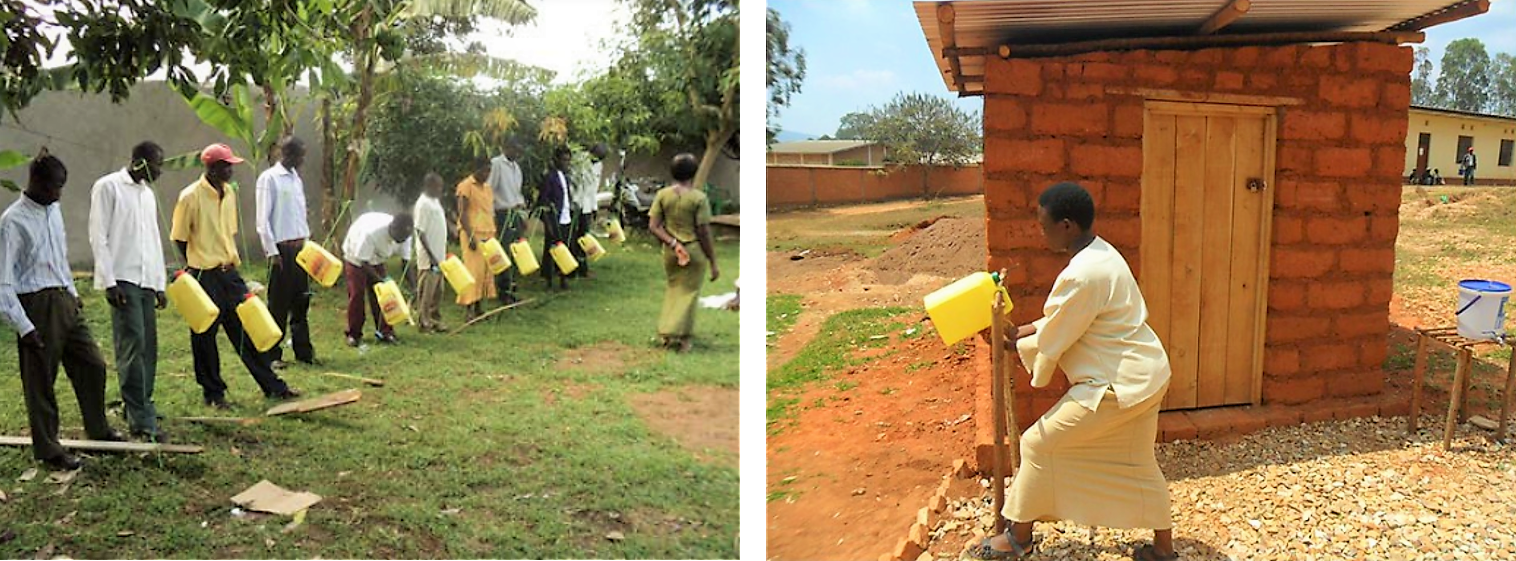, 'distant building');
1403,105,1516,185
766,140,887,166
